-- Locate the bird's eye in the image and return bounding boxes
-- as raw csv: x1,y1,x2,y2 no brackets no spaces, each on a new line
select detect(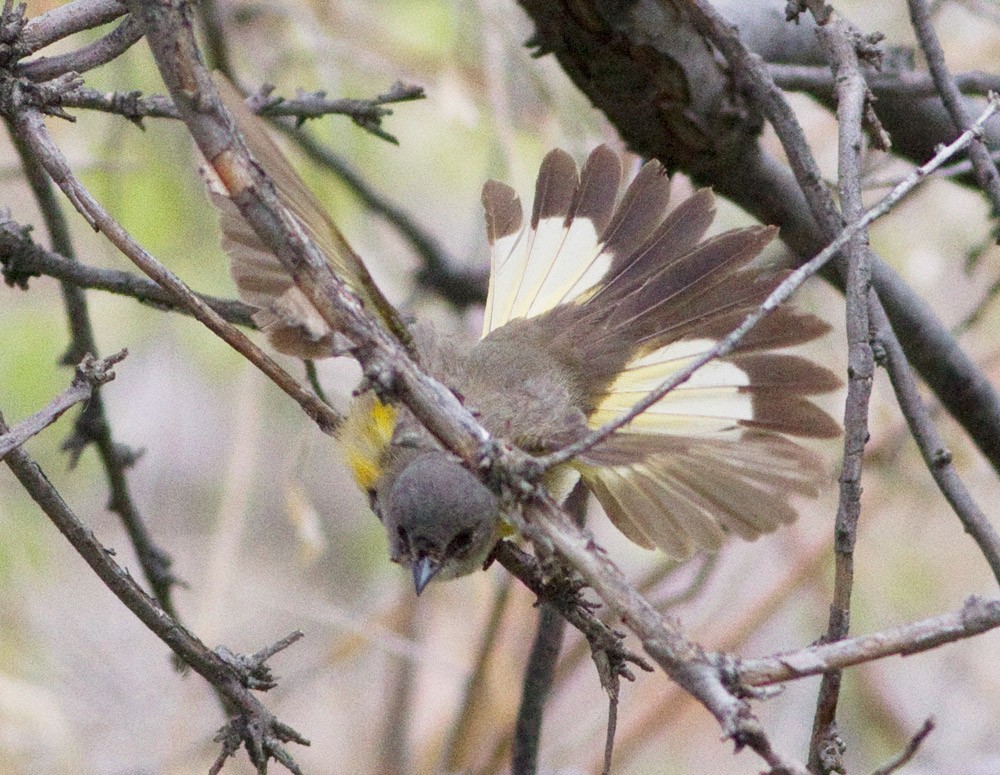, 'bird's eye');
447,529,474,556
